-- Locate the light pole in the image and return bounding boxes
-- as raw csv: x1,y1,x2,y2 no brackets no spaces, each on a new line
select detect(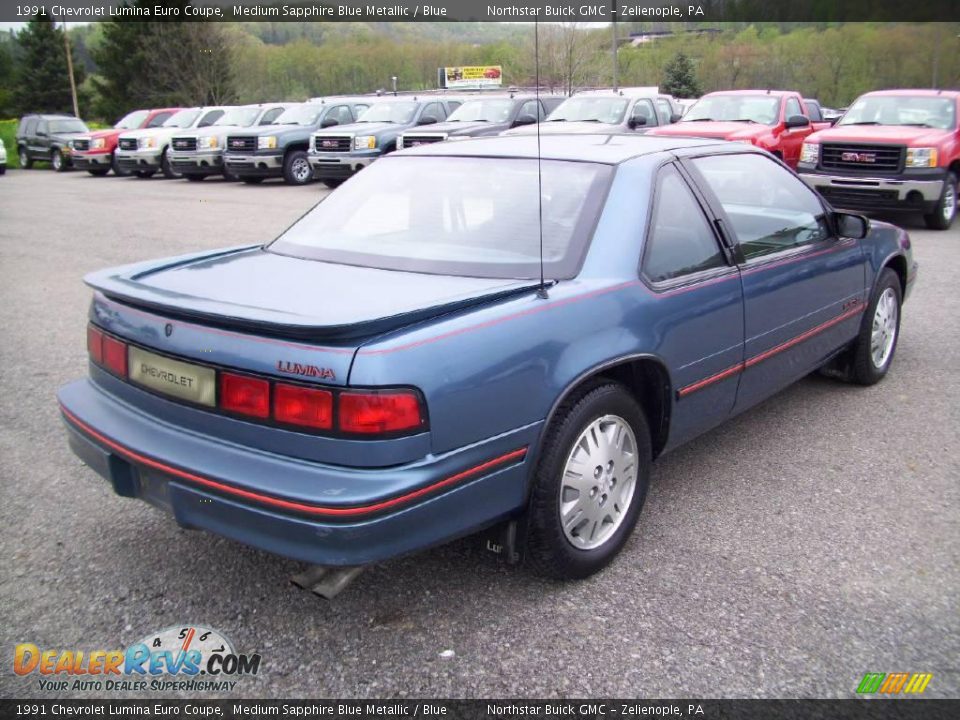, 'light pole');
62,20,79,117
